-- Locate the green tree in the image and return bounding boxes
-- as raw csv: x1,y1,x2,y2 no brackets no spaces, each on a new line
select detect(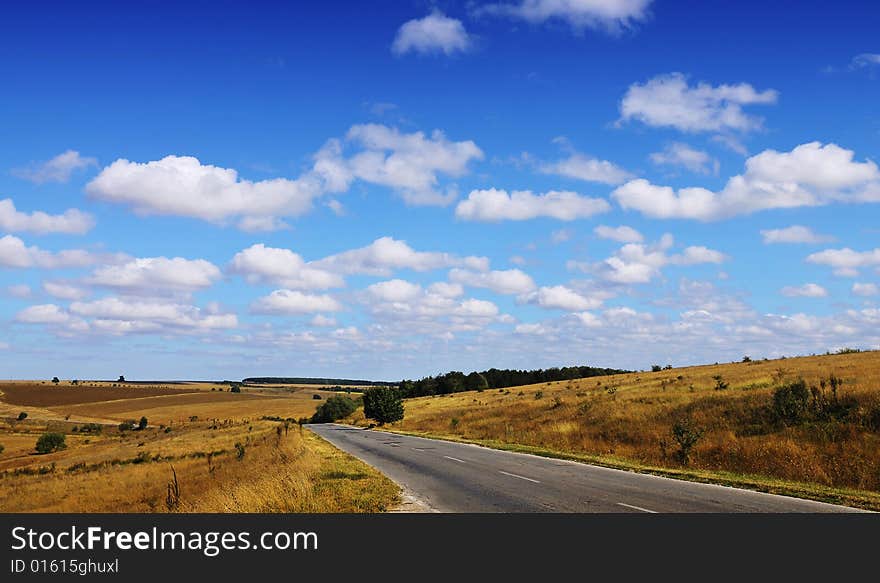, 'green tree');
138,416,148,430
118,419,136,431
52,377,60,384
362,387,404,425
35,432,66,454
230,384,241,393
311,395,358,423
671,418,703,465
17,411,28,421
117,375,126,382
